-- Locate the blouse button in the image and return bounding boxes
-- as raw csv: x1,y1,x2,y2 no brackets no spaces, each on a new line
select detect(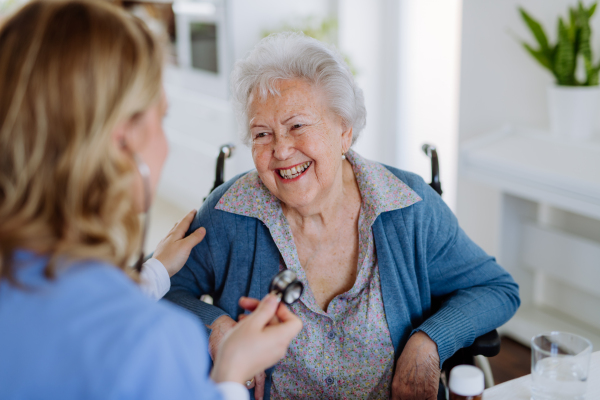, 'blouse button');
327,331,336,339
325,376,334,385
